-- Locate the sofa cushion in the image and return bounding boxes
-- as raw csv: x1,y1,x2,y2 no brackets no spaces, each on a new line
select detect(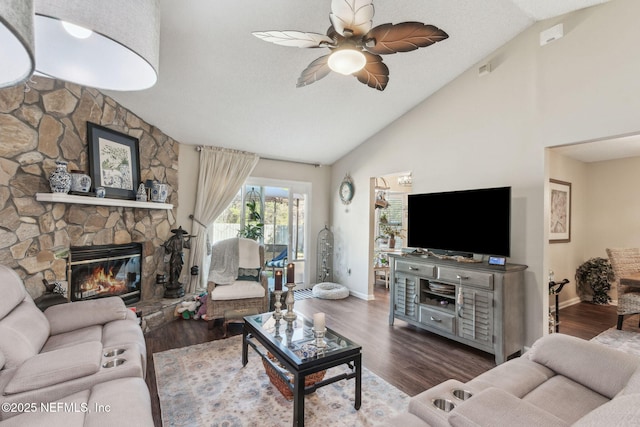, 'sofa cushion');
0,266,27,319
573,394,640,426
0,352,4,370
622,366,640,395
0,390,90,426
45,297,129,335
0,299,50,369
84,377,154,427
522,375,609,424
211,281,265,300
466,357,554,398
528,333,640,399
41,325,103,353
4,341,102,394
449,387,568,427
